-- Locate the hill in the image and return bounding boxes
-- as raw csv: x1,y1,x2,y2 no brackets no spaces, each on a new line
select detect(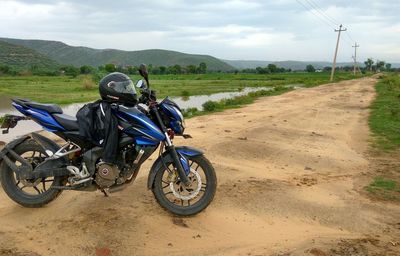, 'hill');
0,41,59,70
0,38,234,71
